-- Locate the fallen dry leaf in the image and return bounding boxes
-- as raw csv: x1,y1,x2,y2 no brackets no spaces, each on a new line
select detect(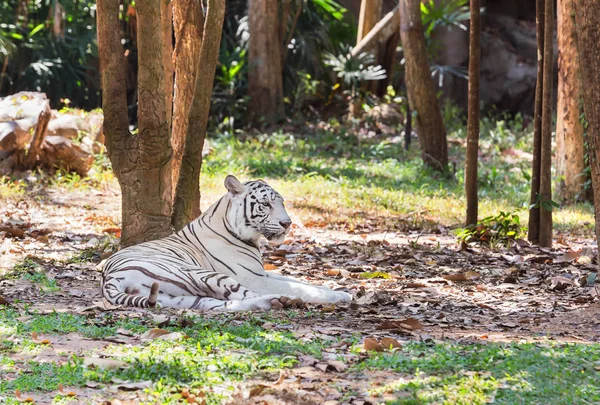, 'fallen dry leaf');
0,226,25,238
140,328,183,341
57,384,76,397
576,256,593,265
379,337,402,350
555,250,581,263
377,318,423,331
83,357,127,370
327,268,341,276
264,263,278,271
320,303,336,312
363,338,384,352
464,271,481,280
272,369,287,385
31,332,51,345
109,381,152,391
14,390,34,403
326,360,348,372
249,384,267,397
442,273,465,281
0,296,9,305
102,227,121,237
